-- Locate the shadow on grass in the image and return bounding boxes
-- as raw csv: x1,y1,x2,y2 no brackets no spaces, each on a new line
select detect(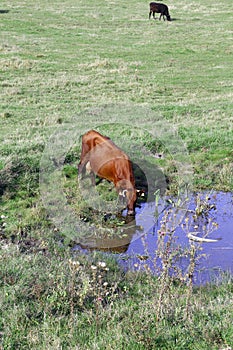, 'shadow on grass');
149,18,179,22
0,10,9,14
